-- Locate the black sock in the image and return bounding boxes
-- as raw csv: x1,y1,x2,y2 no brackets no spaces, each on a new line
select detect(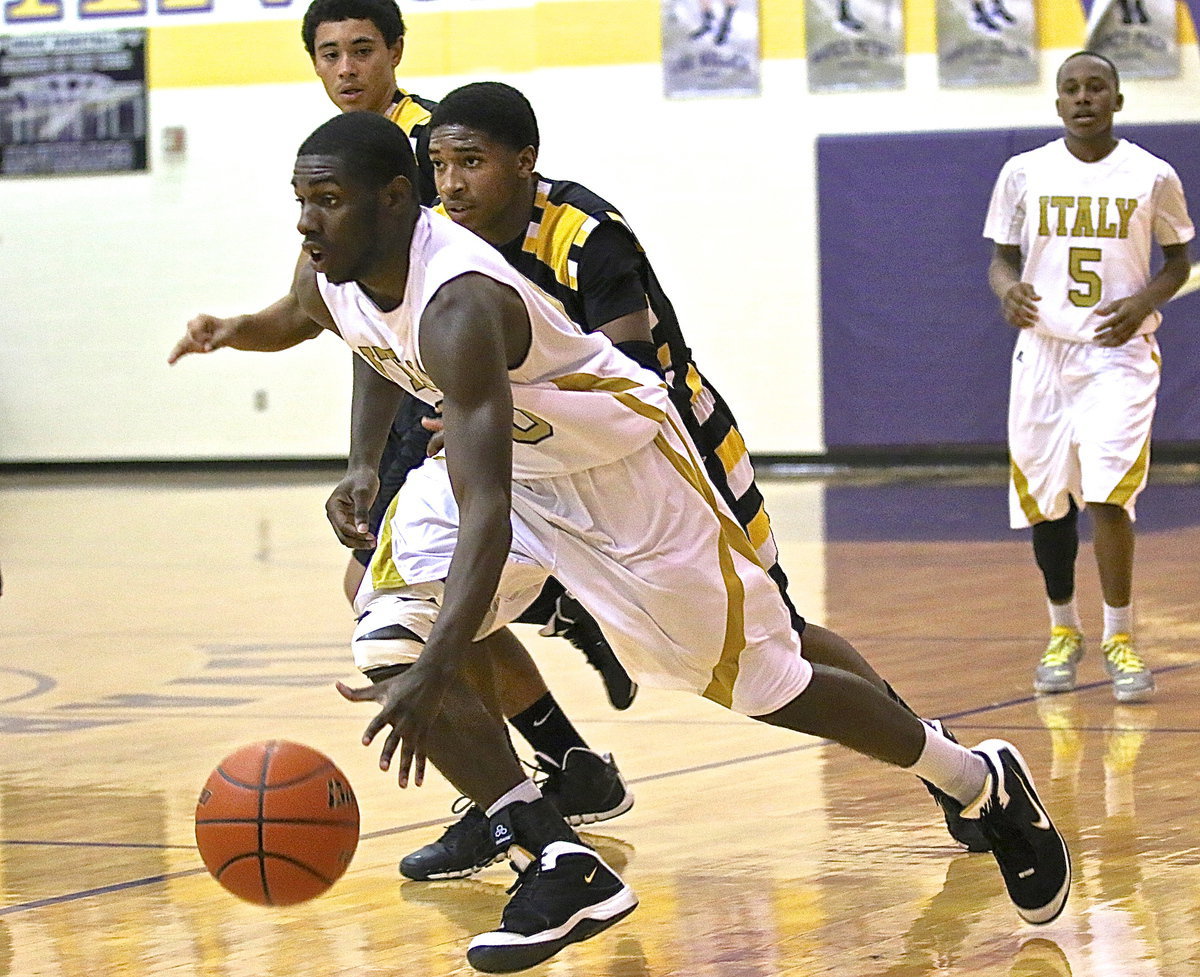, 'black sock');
492,797,579,855
509,692,588,766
